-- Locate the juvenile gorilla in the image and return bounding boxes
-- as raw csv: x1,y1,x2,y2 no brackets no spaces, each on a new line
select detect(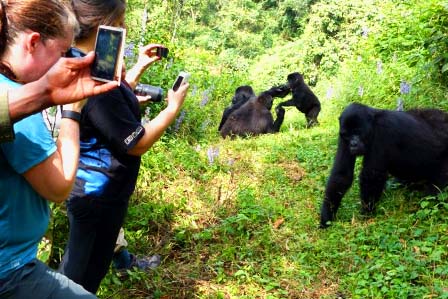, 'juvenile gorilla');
268,72,321,128
320,102,448,228
218,85,255,131
219,91,285,138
